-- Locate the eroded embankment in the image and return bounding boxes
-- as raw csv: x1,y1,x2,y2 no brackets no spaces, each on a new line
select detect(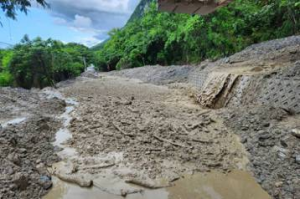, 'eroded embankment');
188,36,300,199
